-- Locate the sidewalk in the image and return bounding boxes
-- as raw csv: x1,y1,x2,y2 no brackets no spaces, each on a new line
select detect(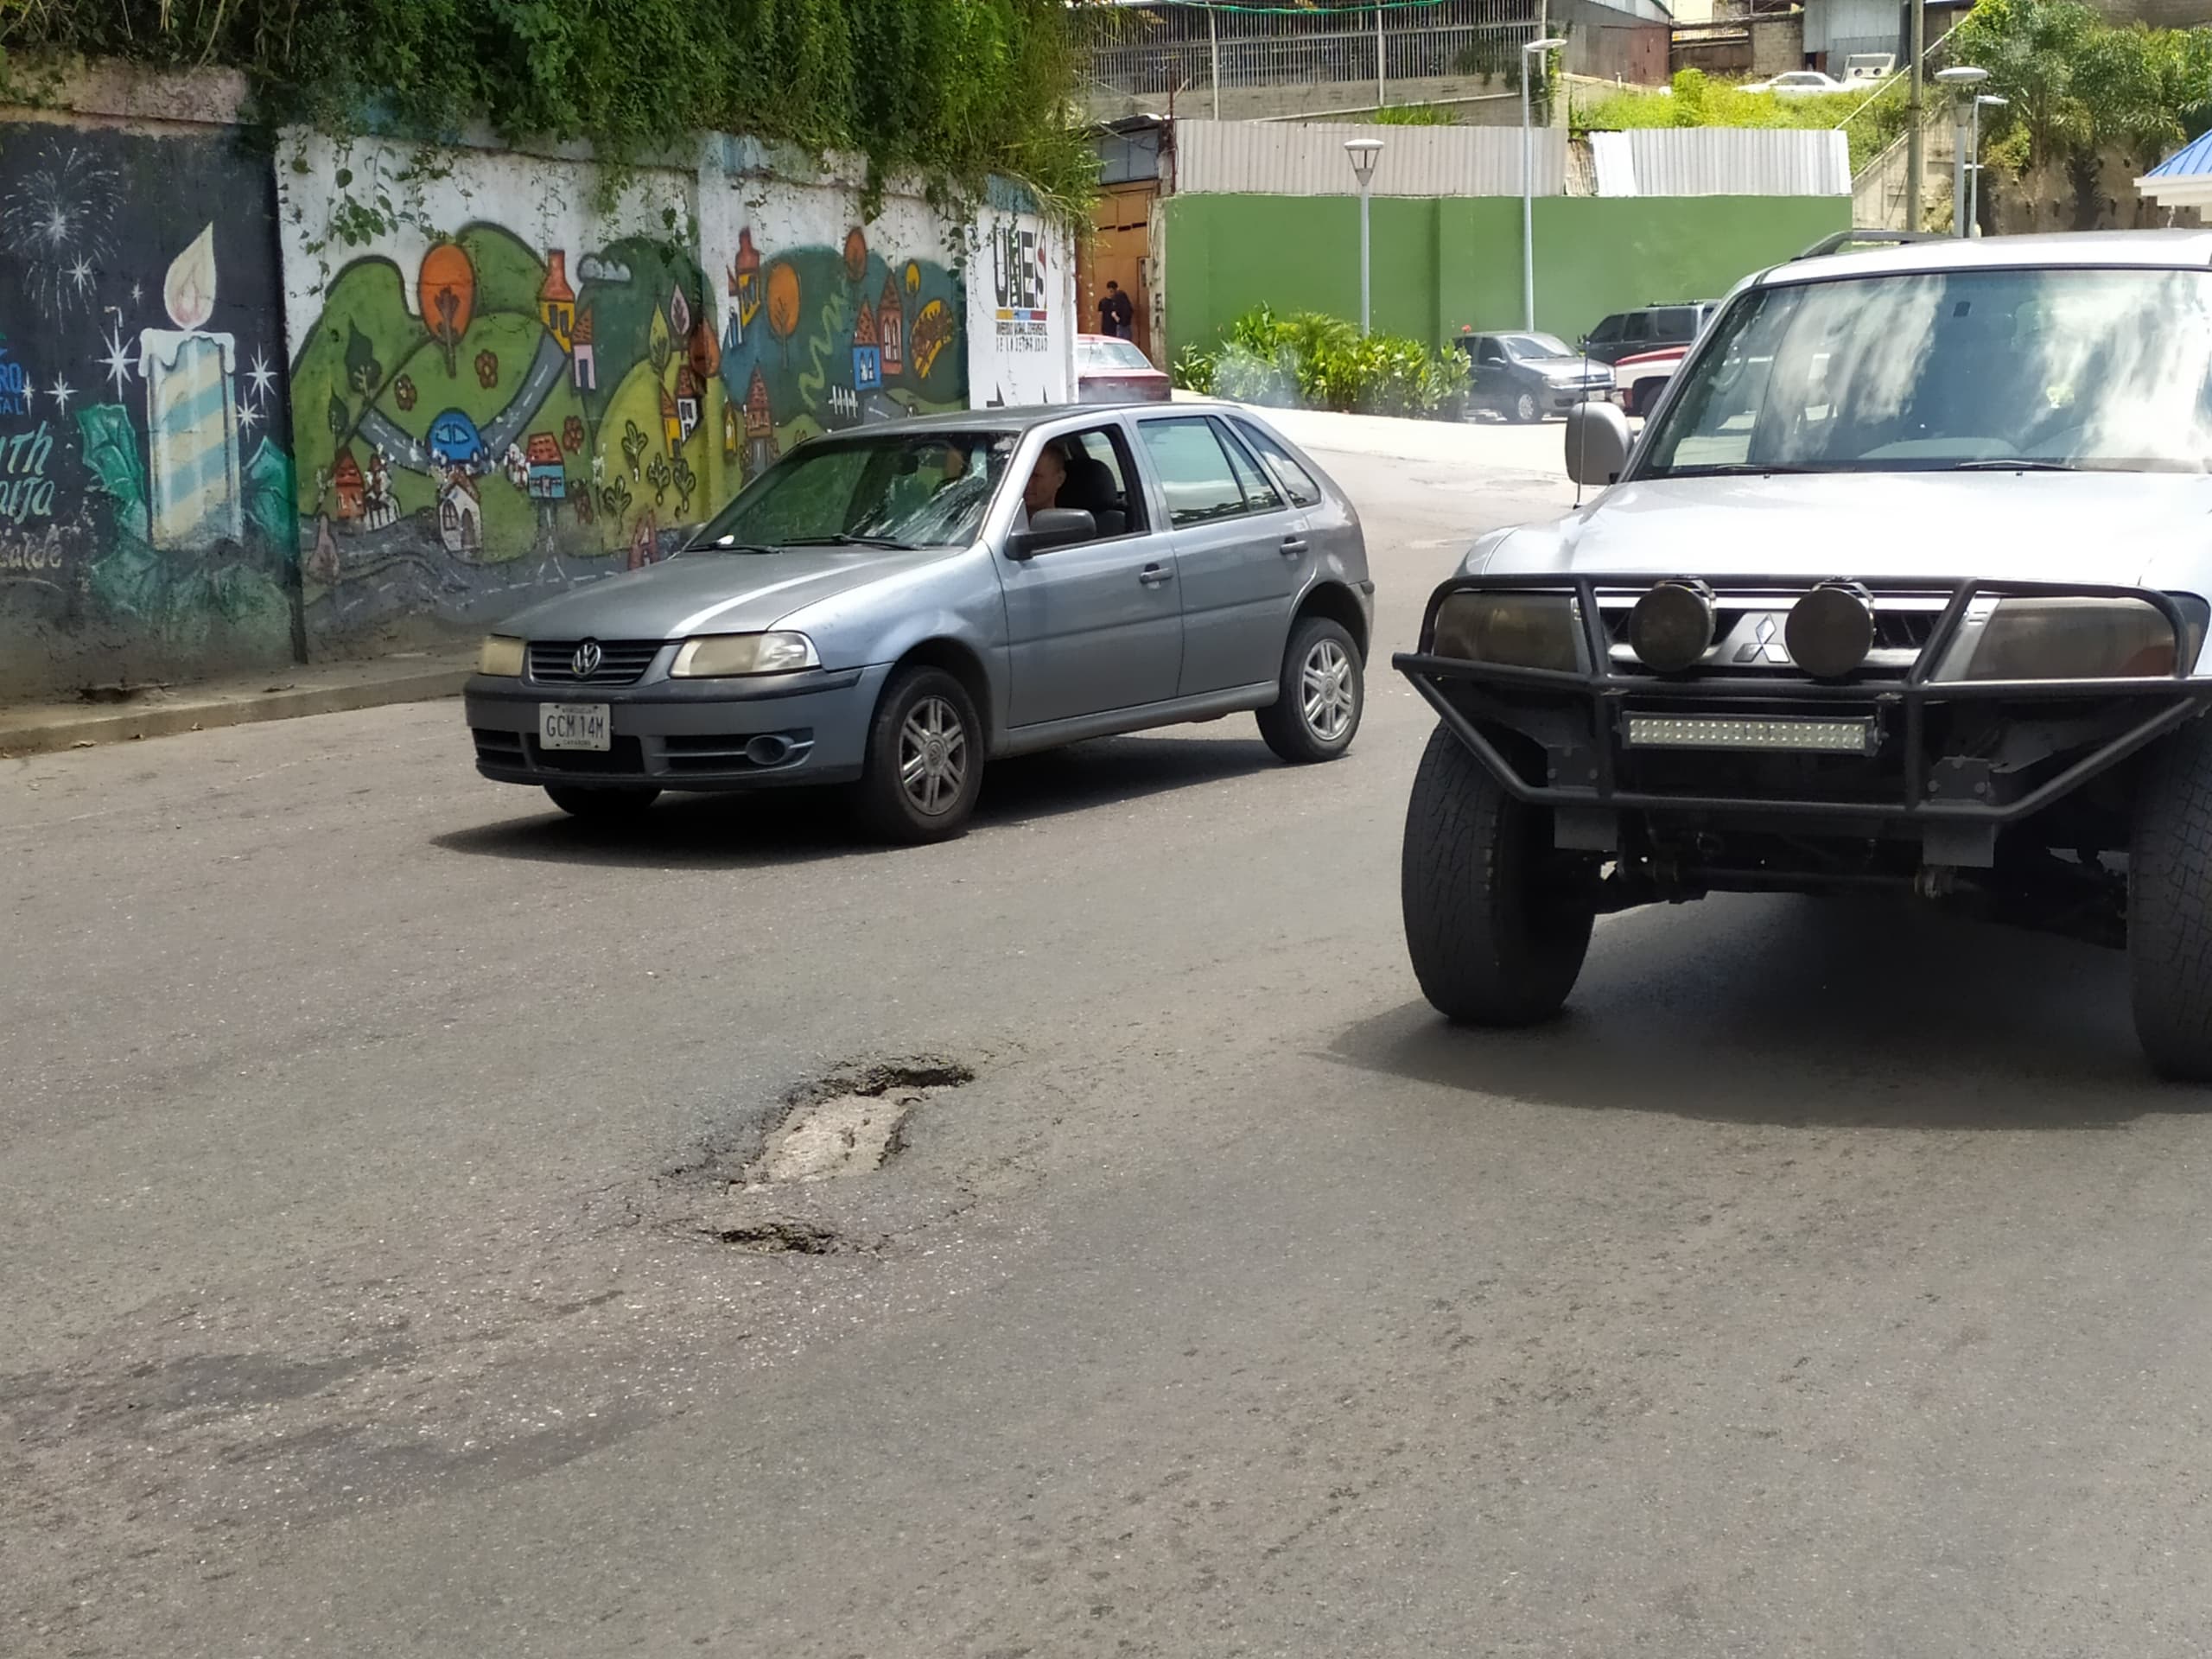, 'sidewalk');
1178,391,1575,475
0,648,476,759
